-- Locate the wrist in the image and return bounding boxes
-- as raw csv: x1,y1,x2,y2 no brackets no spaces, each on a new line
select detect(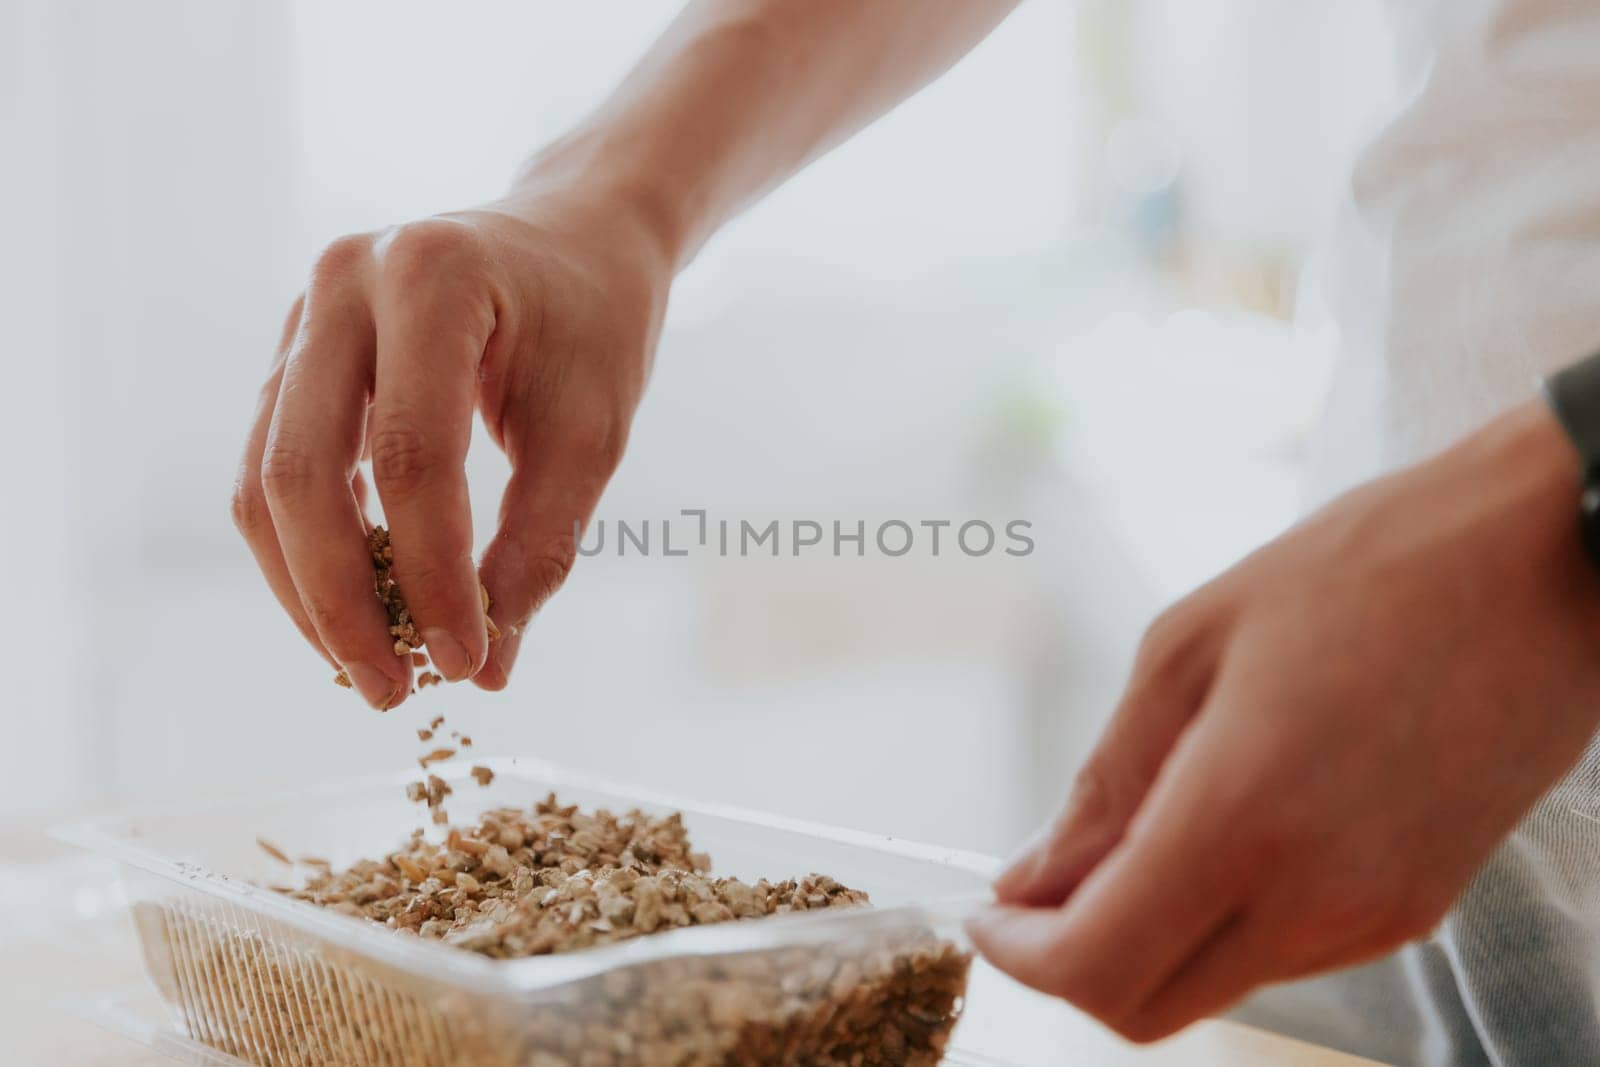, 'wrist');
1469,399,1578,511
501,10,789,275
1461,399,1589,577
501,130,699,276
